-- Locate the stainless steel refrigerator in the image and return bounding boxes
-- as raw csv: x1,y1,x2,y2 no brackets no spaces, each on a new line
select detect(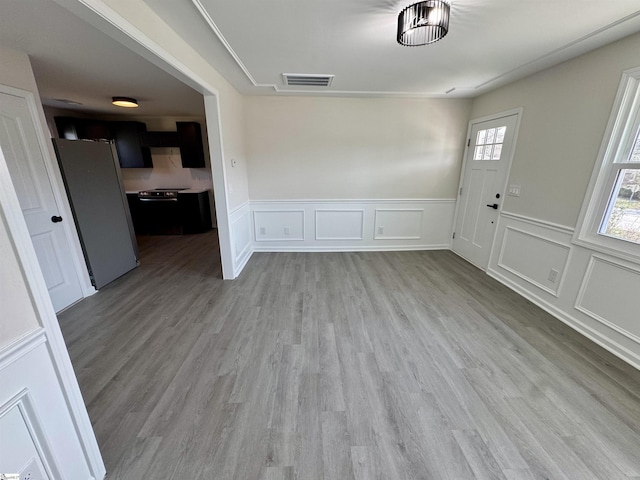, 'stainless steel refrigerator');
53,138,138,289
